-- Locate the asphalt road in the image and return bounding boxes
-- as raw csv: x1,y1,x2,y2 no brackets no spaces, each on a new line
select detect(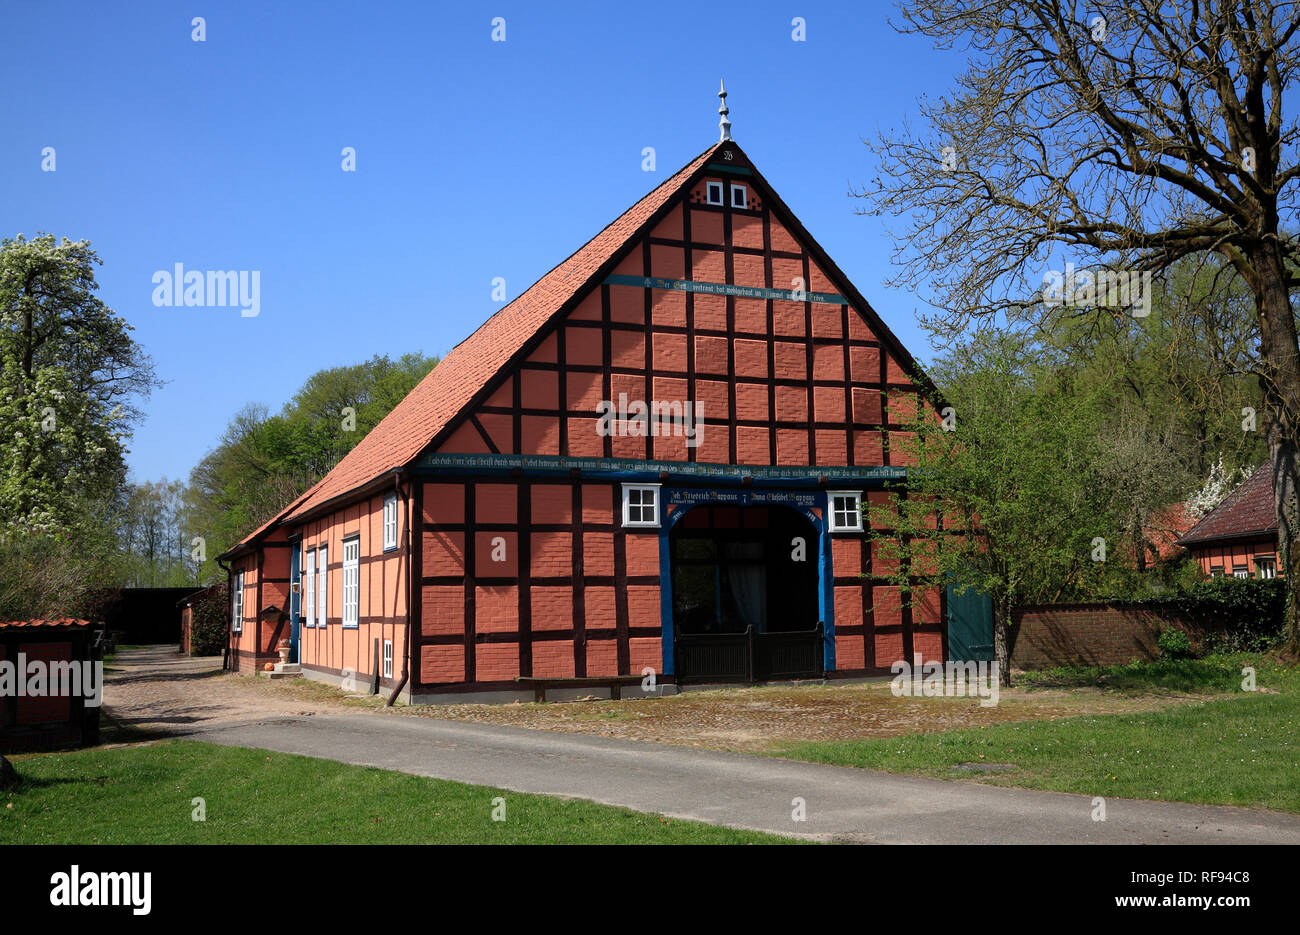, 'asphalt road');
190,712,1300,844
